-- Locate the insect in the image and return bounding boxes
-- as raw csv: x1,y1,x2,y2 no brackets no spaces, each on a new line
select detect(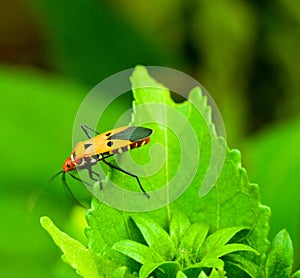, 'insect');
50,125,153,204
